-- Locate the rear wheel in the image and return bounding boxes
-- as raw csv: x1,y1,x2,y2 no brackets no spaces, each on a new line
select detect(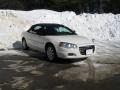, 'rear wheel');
22,38,29,50
45,45,57,61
